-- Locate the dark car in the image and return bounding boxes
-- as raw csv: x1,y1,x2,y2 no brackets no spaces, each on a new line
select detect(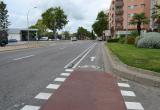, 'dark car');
0,30,8,47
